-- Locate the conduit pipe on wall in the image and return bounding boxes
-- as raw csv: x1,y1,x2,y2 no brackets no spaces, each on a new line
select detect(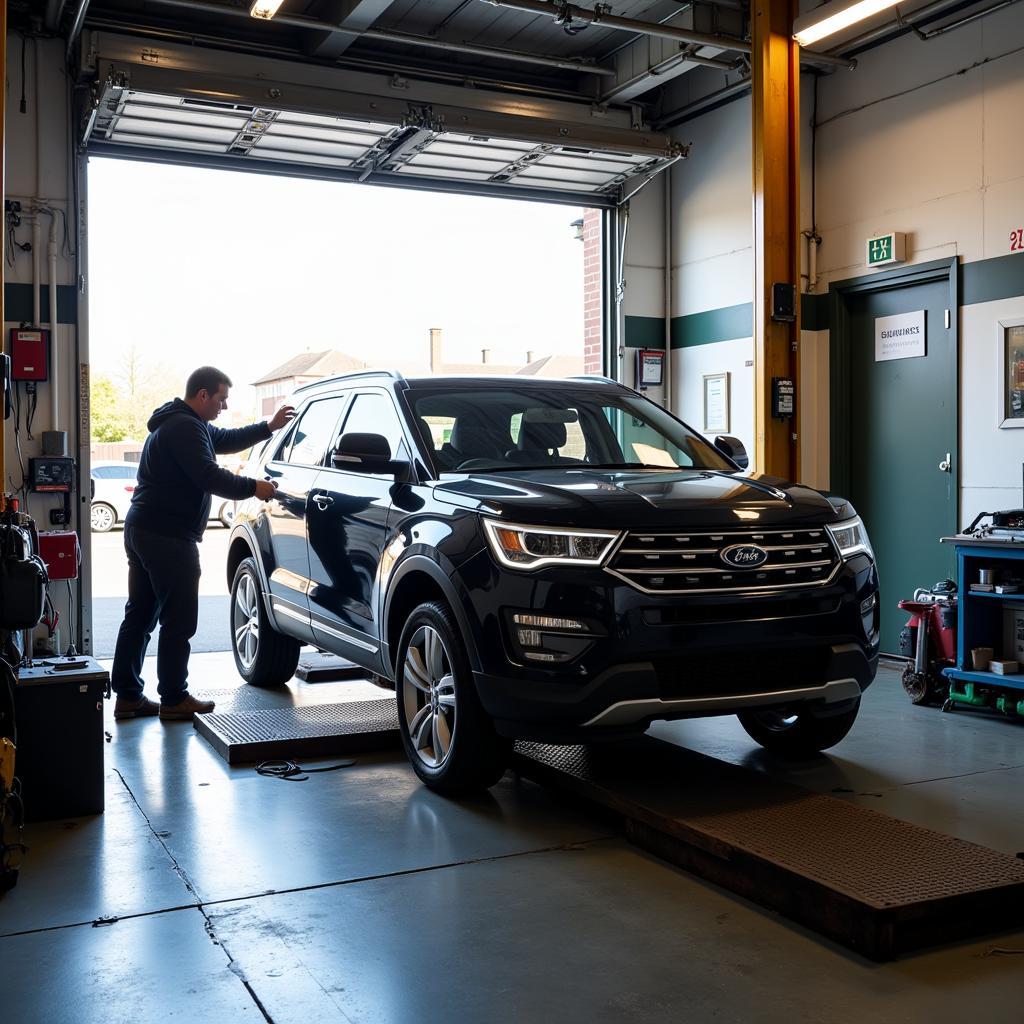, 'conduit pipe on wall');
137,0,617,76
48,213,59,431
32,218,42,328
